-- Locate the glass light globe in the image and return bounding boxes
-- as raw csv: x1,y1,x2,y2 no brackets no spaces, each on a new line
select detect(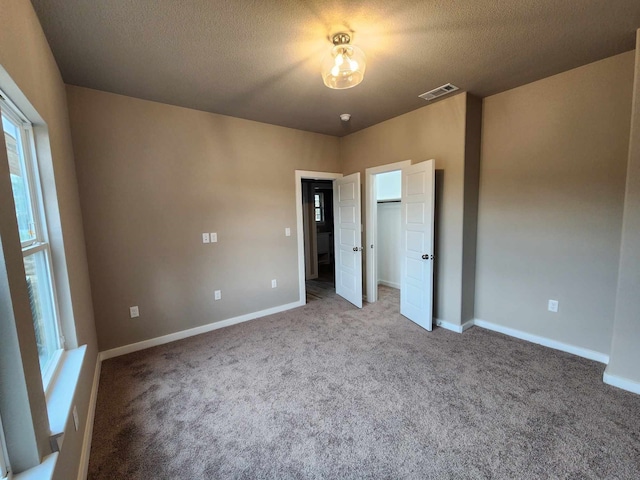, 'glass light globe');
321,43,366,89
